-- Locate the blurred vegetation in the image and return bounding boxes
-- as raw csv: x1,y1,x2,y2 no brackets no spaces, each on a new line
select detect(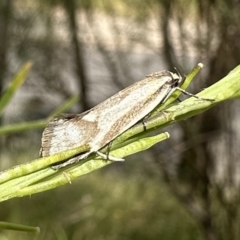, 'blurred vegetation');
0,0,240,239
0,170,202,240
